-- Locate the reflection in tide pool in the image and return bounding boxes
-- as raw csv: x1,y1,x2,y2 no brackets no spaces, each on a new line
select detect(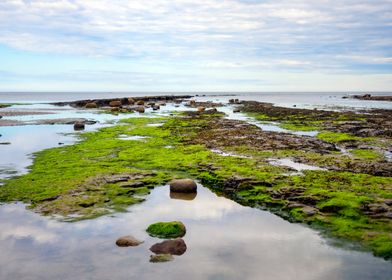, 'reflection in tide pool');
0,185,390,280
